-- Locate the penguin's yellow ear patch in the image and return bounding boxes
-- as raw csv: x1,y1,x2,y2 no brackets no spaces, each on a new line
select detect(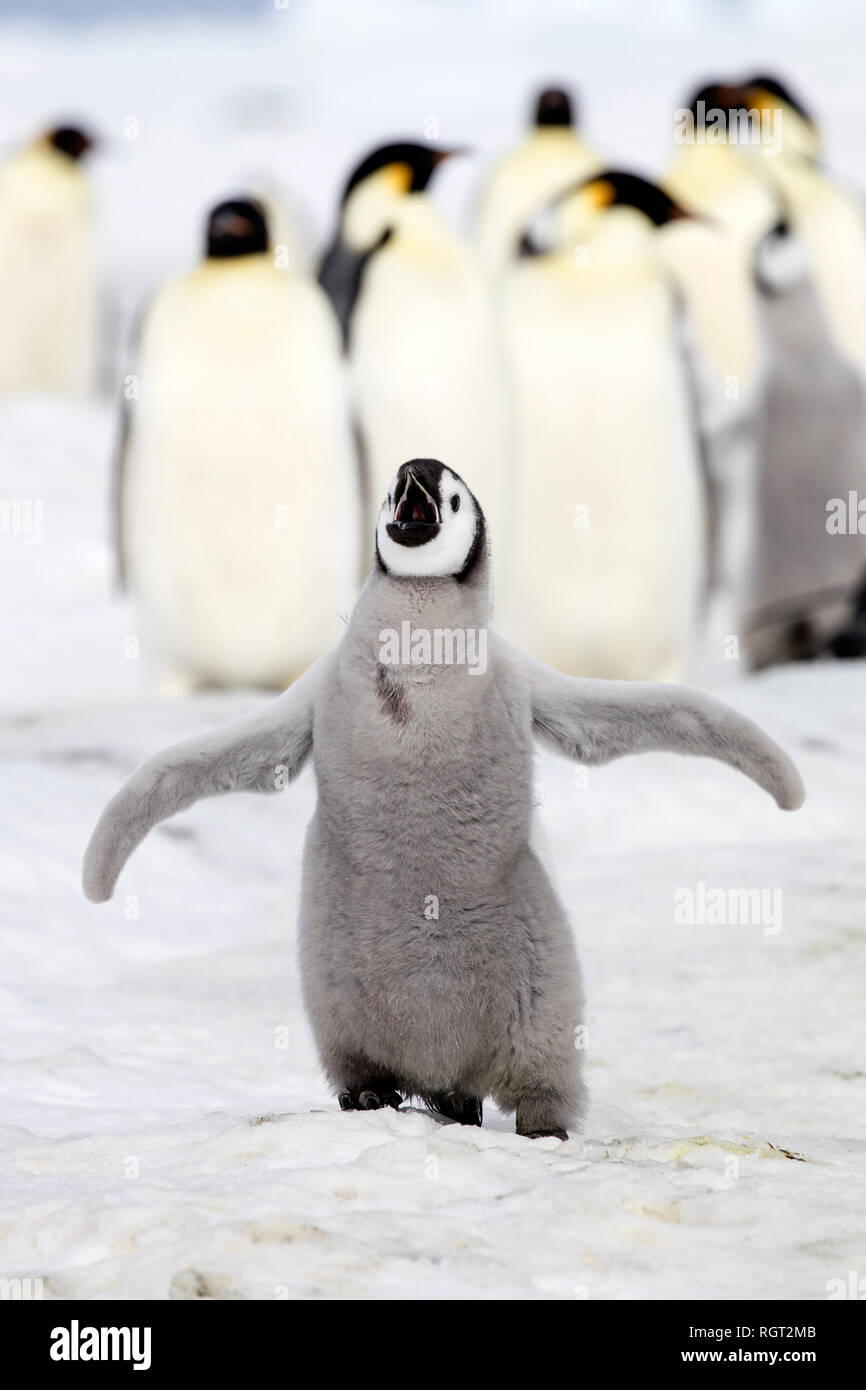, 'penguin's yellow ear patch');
385,162,413,194
749,88,772,112
584,179,616,210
